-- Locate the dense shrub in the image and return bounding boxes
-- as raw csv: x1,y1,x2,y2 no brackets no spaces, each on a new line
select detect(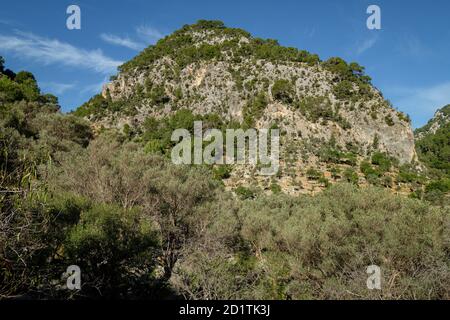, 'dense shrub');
1,55,448,301
176,184,450,299
64,203,159,297
333,80,354,100
416,122,450,177
343,168,359,184
118,20,320,73
271,79,294,103
296,96,334,123
243,92,268,127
